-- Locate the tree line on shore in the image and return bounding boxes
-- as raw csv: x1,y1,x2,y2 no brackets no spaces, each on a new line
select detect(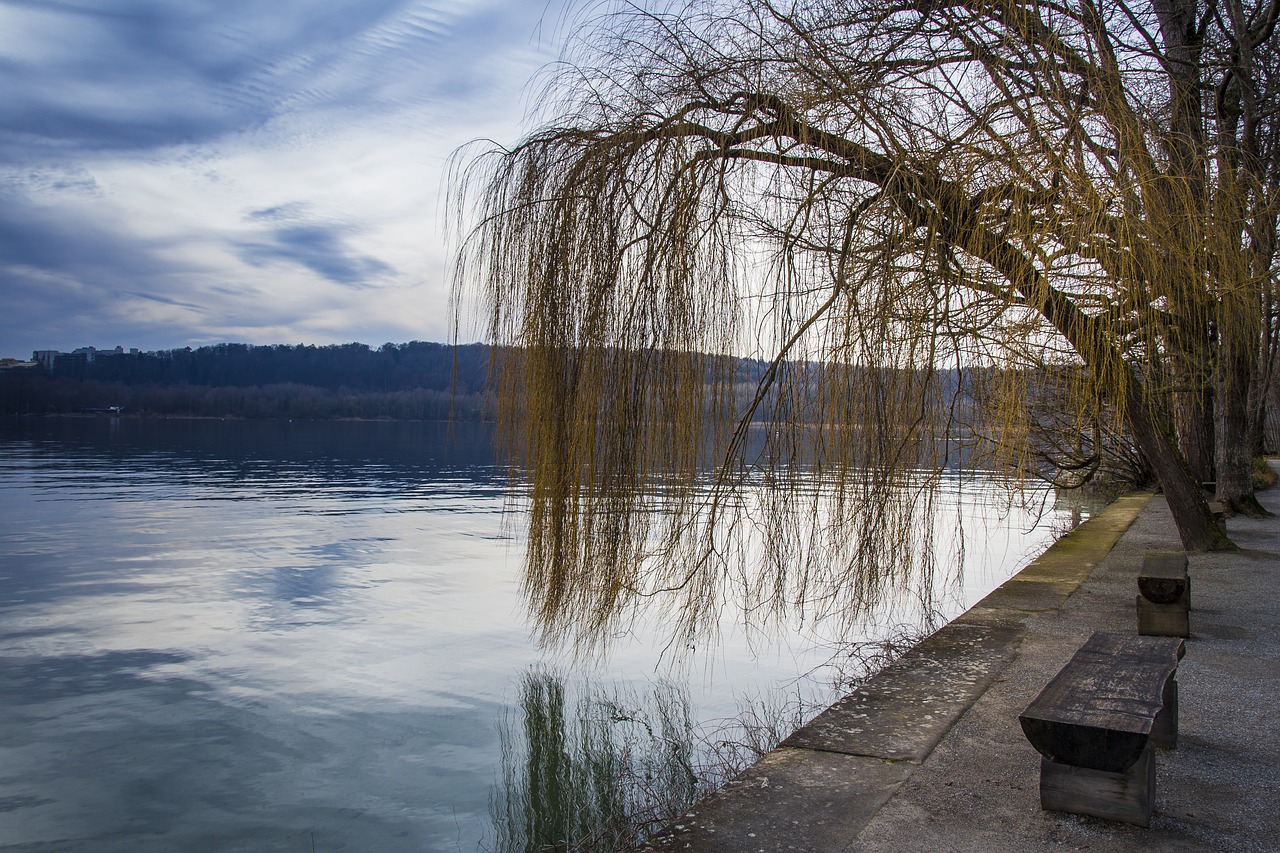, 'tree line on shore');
0,341,492,420
0,340,791,424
